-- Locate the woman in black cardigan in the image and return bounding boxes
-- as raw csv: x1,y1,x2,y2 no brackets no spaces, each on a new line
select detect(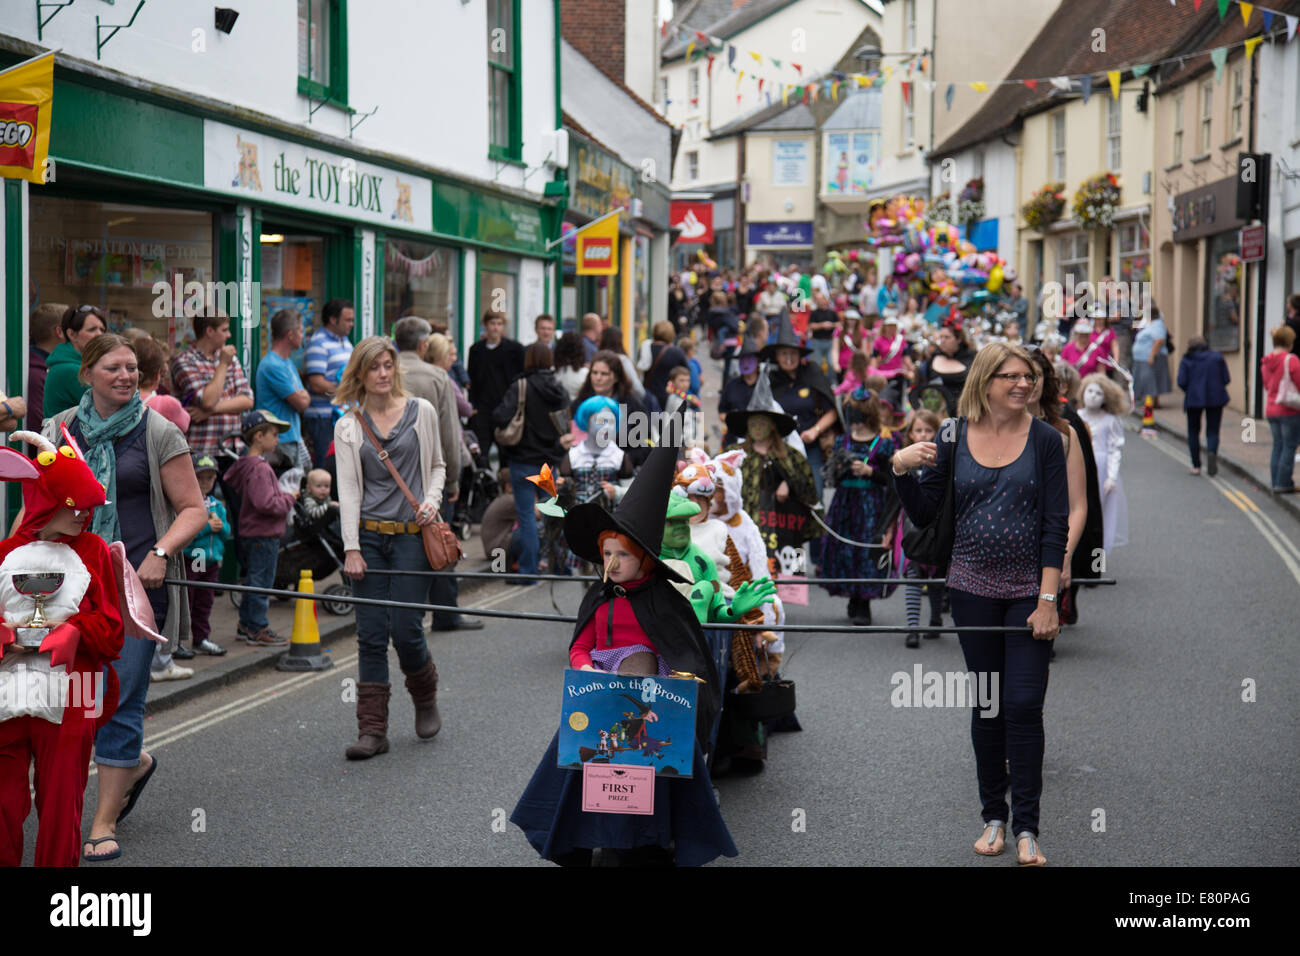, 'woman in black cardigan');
891,342,1069,866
